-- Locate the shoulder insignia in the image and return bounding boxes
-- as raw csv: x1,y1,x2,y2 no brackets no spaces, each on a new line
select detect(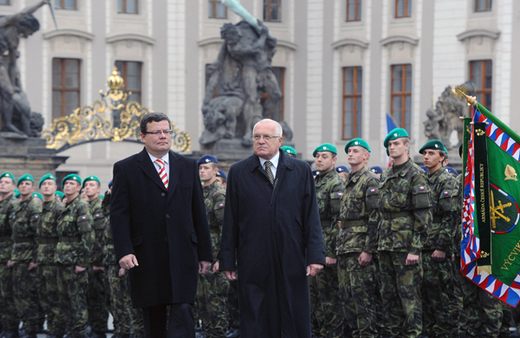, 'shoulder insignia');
81,216,87,220
443,191,449,196
419,186,425,191
369,188,376,194
218,204,224,208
